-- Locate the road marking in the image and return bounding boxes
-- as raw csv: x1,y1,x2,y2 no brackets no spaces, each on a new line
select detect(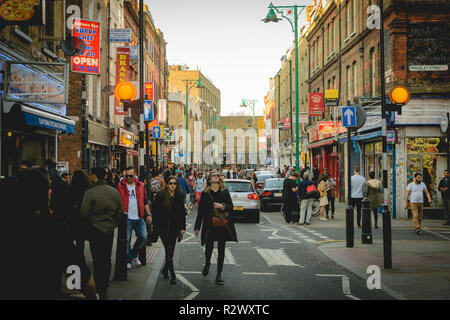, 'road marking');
177,271,202,274
318,236,330,239
176,274,200,301
423,229,450,240
210,247,237,265
316,274,361,300
242,272,277,276
256,248,304,267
